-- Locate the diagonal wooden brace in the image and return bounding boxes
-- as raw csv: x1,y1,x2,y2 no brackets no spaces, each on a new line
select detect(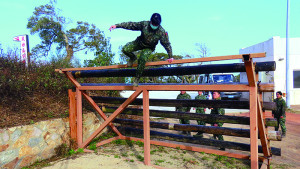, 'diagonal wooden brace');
257,97,271,157
80,89,143,148
82,92,123,137
65,72,81,87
